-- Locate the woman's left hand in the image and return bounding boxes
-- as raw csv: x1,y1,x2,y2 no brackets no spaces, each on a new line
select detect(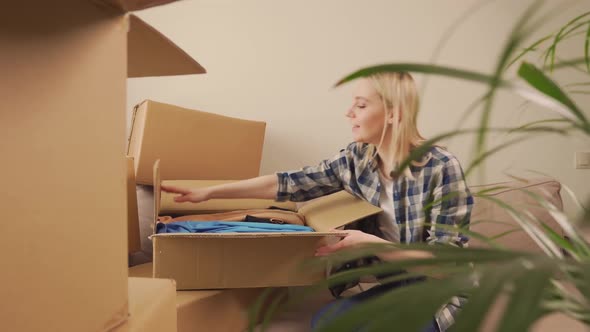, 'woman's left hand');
315,230,386,256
